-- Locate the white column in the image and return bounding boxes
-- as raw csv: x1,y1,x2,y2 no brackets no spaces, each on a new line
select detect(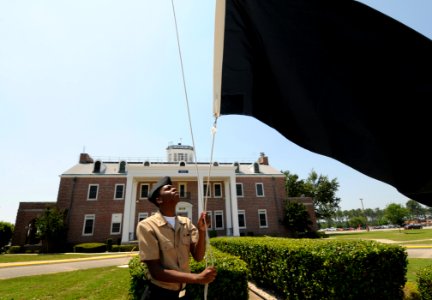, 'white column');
229,176,239,236
197,174,204,214
122,175,136,243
